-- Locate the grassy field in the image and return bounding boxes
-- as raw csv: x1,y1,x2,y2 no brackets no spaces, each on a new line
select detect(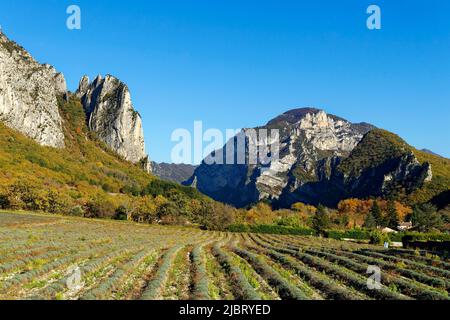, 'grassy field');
0,211,449,300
